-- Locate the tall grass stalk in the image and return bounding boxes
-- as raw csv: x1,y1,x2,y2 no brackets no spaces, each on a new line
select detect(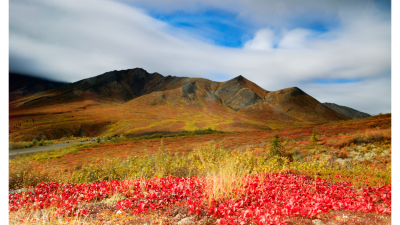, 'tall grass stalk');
204,160,246,204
